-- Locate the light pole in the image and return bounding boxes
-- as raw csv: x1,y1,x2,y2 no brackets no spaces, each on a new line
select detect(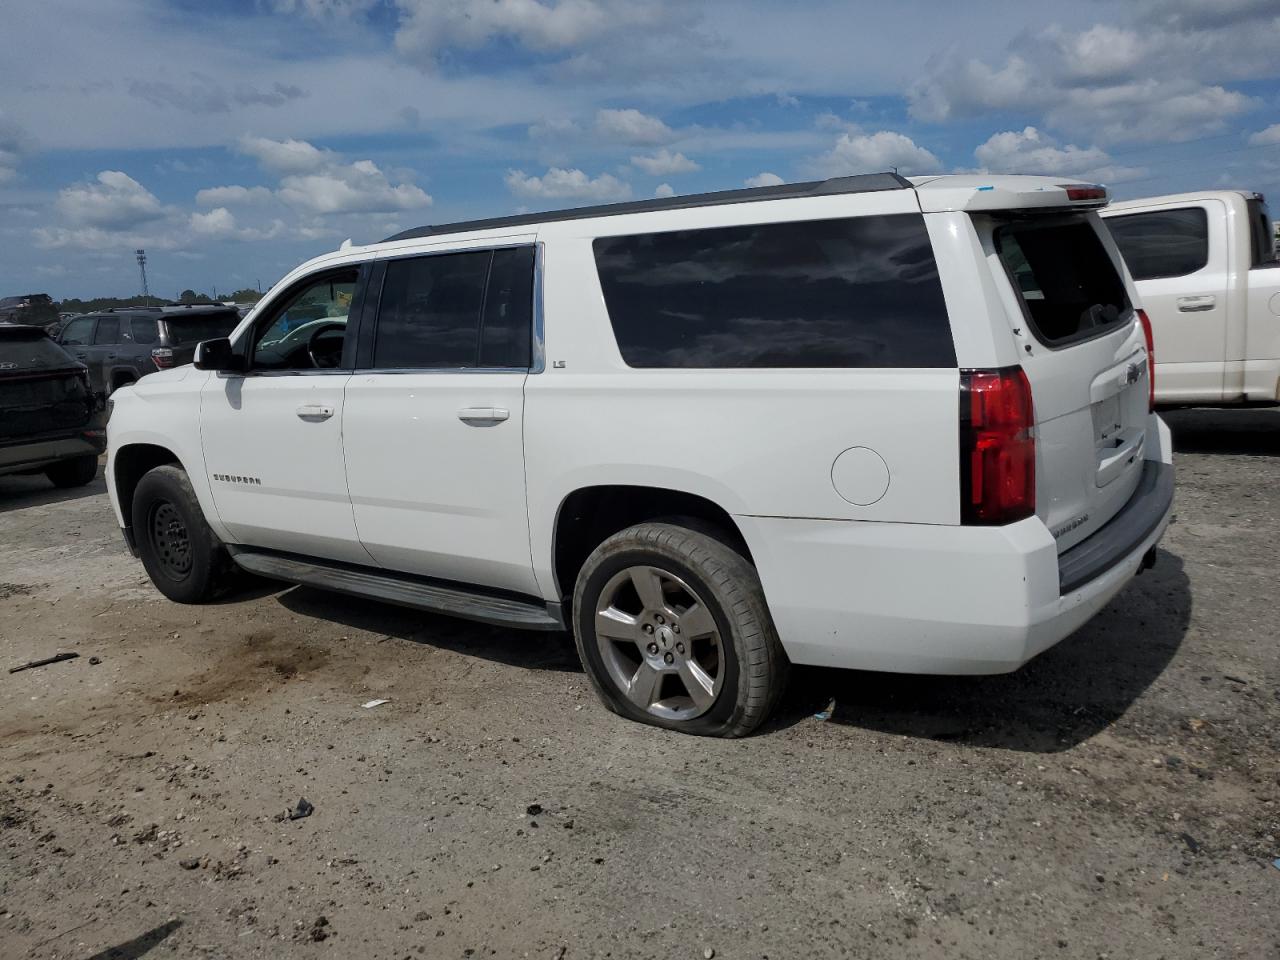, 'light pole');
135,249,150,305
